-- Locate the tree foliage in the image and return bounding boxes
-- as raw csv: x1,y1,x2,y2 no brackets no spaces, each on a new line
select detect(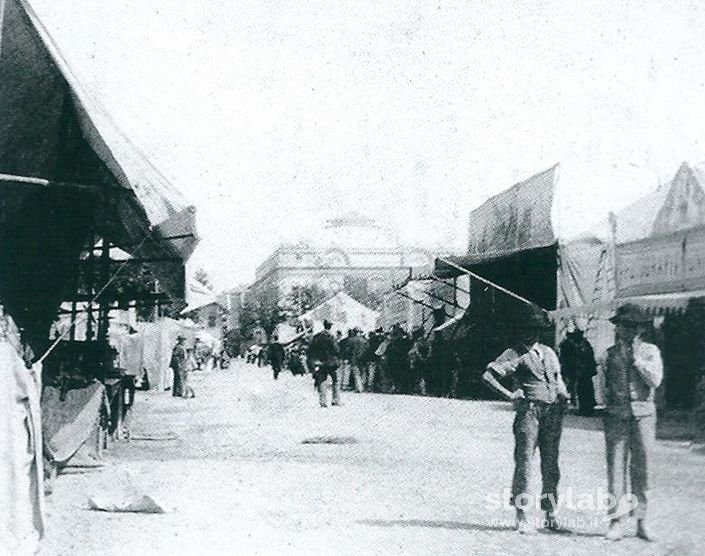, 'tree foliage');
194,268,213,290
240,284,284,338
281,284,327,319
